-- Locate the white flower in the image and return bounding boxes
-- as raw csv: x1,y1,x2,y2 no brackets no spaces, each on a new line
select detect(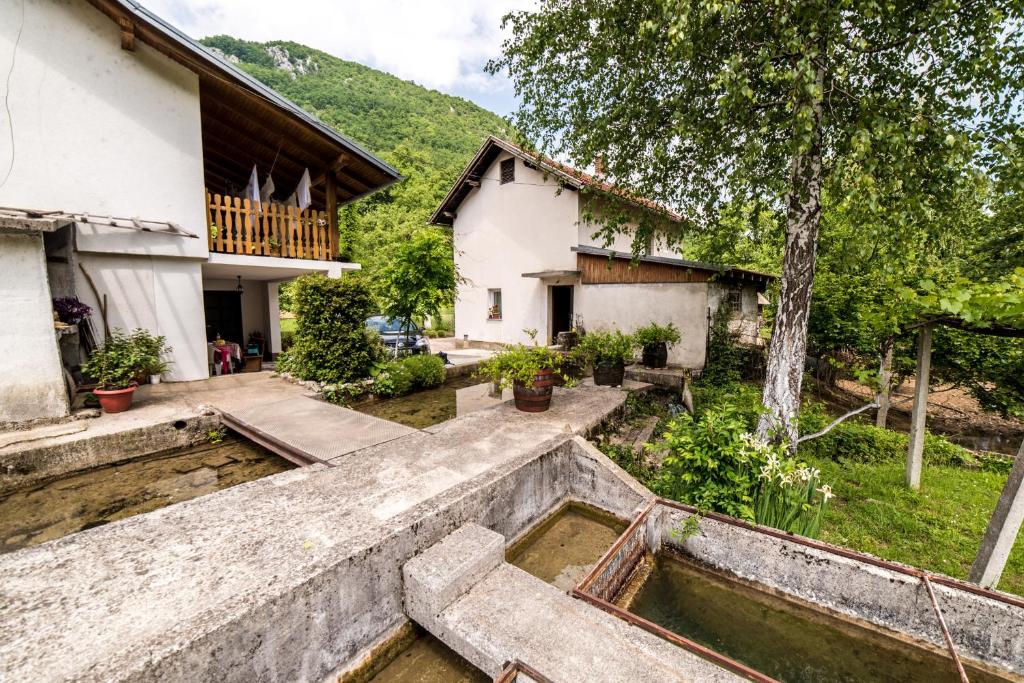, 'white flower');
817,484,834,501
